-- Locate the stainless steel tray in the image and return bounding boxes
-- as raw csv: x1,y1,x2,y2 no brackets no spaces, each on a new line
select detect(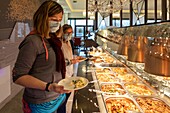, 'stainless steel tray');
124,83,157,96
99,82,128,96
134,96,170,113
104,96,143,113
